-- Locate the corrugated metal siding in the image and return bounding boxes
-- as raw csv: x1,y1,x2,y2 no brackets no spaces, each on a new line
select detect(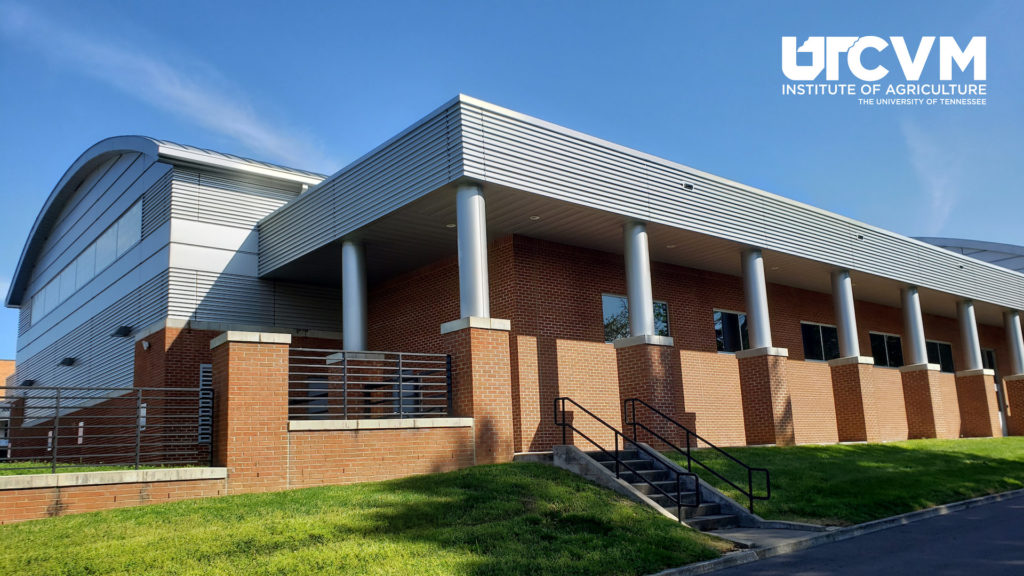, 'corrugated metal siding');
258,101,464,275
460,99,1024,309
167,269,339,331
18,305,31,336
170,168,298,229
12,271,167,394
142,169,173,238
